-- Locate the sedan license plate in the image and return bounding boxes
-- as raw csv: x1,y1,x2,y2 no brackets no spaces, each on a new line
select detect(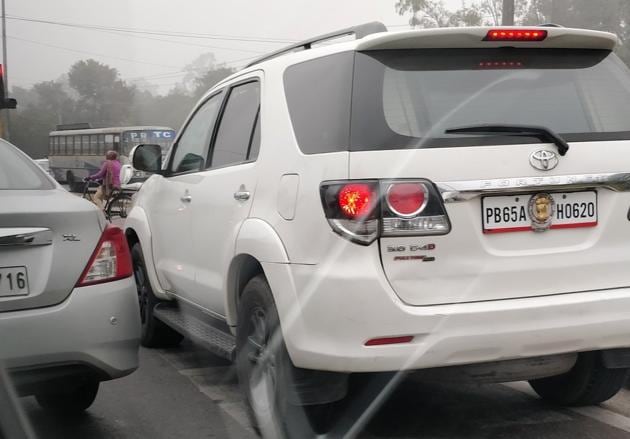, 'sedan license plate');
0,266,29,297
482,191,597,233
